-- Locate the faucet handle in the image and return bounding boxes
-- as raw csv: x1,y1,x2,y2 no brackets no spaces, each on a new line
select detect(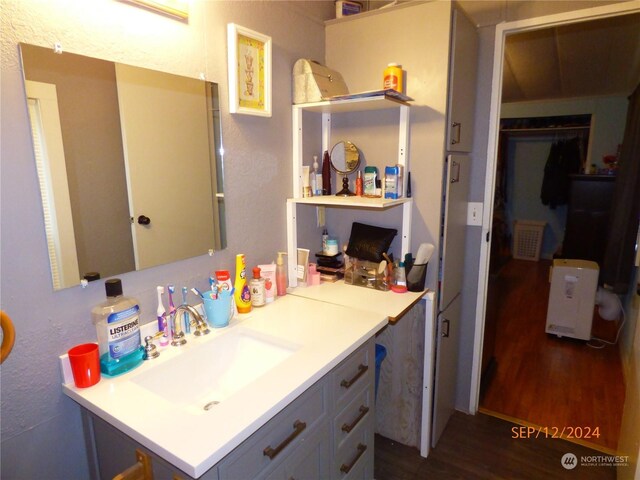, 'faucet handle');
190,317,211,336
143,331,164,360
